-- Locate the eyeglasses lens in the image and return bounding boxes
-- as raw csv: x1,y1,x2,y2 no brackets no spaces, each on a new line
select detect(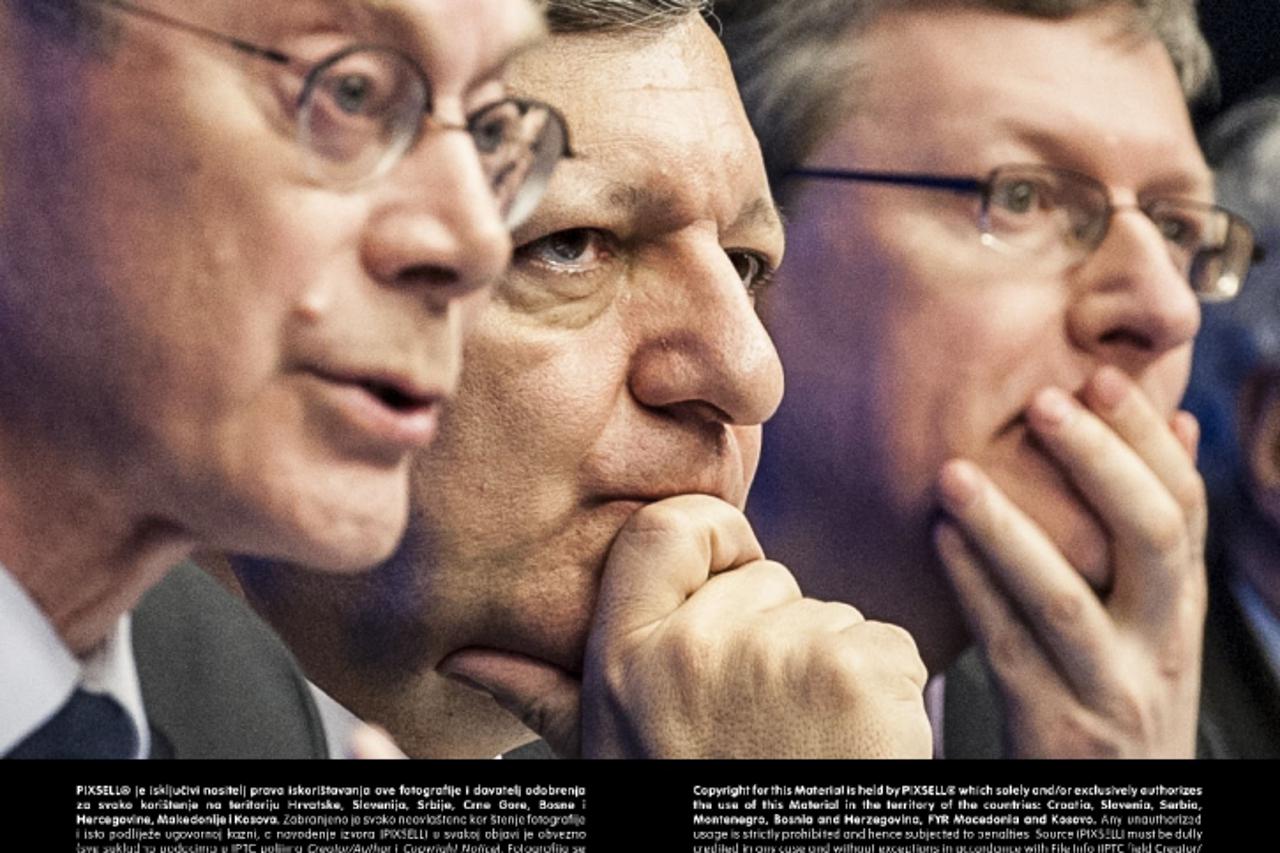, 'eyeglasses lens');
475,101,567,229
981,166,1257,300
298,47,427,186
296,47,566,229
982,167,1108,263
